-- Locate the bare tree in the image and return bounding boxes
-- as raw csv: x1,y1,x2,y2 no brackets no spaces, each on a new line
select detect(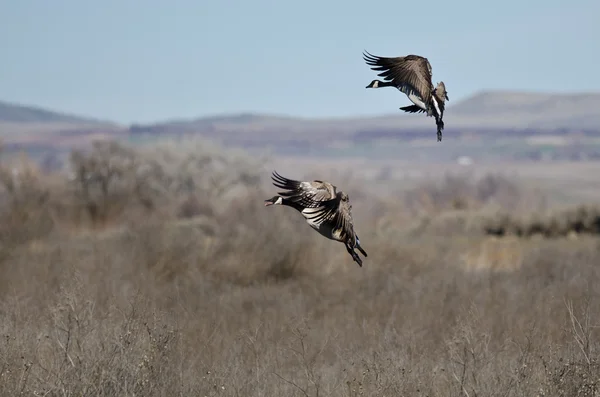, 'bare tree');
68,140,141,226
